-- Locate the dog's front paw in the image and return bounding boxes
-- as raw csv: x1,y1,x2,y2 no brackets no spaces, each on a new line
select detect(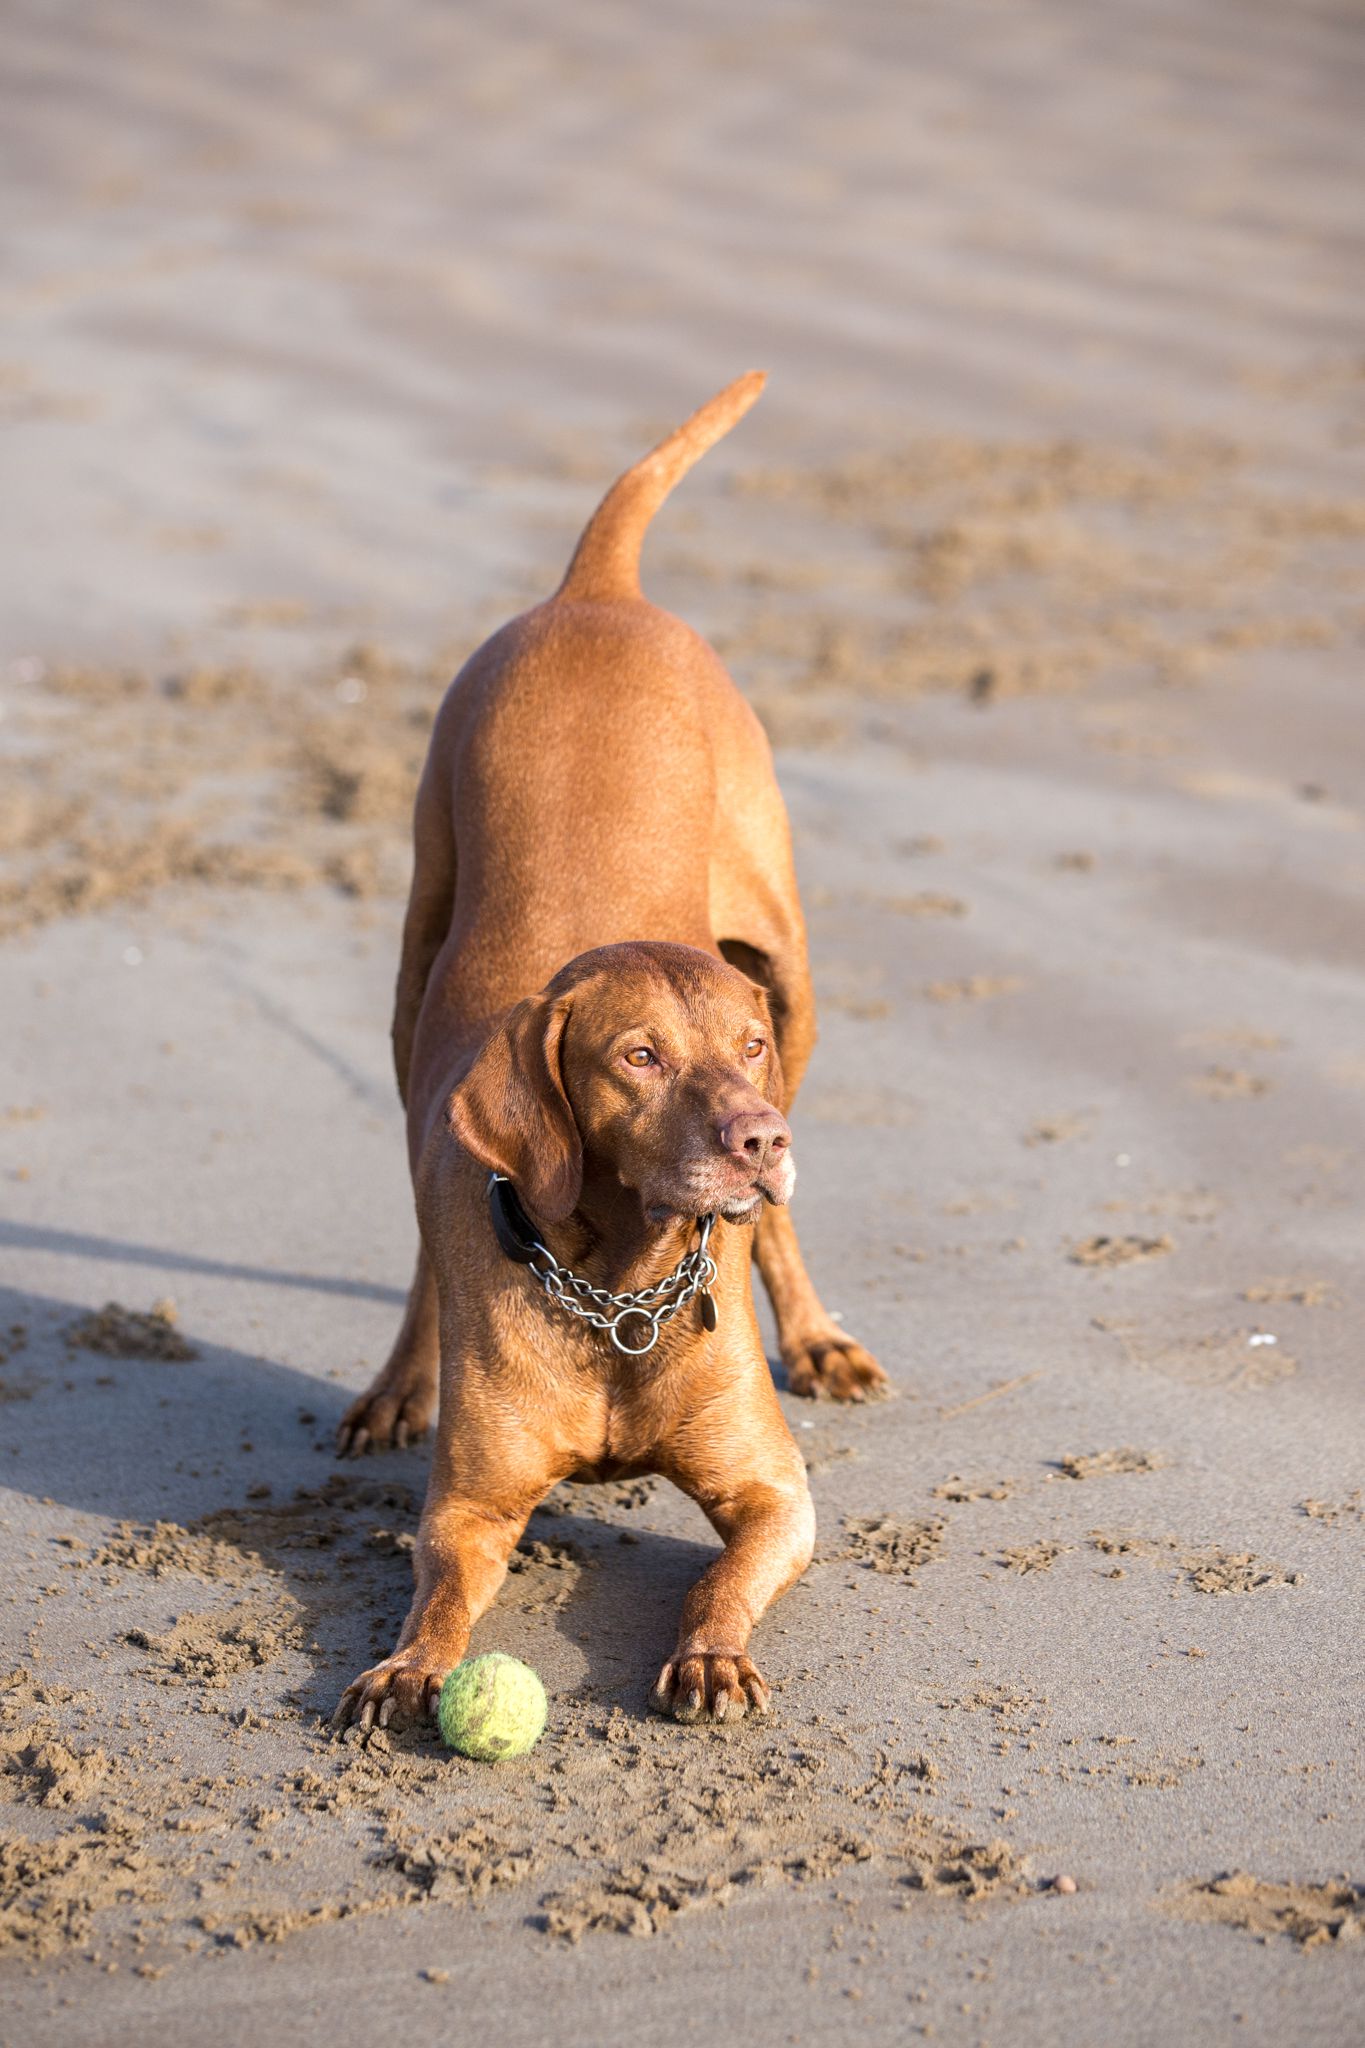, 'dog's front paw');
651,1650,771,1724
332,1650,449,1733
783,1330,888,1403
